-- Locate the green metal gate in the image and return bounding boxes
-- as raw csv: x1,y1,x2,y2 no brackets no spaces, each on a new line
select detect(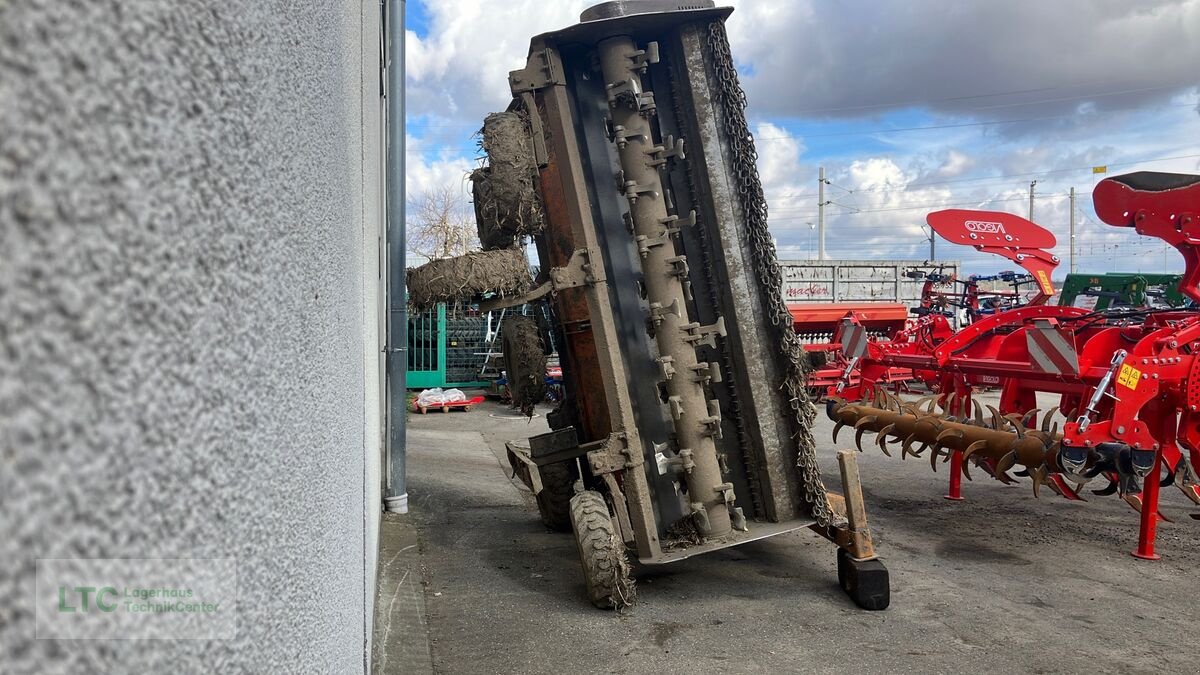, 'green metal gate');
406,304,491,390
